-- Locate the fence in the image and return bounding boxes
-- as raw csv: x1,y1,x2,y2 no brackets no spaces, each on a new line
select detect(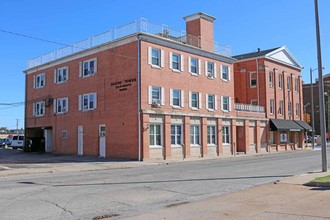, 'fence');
234,103,265,113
